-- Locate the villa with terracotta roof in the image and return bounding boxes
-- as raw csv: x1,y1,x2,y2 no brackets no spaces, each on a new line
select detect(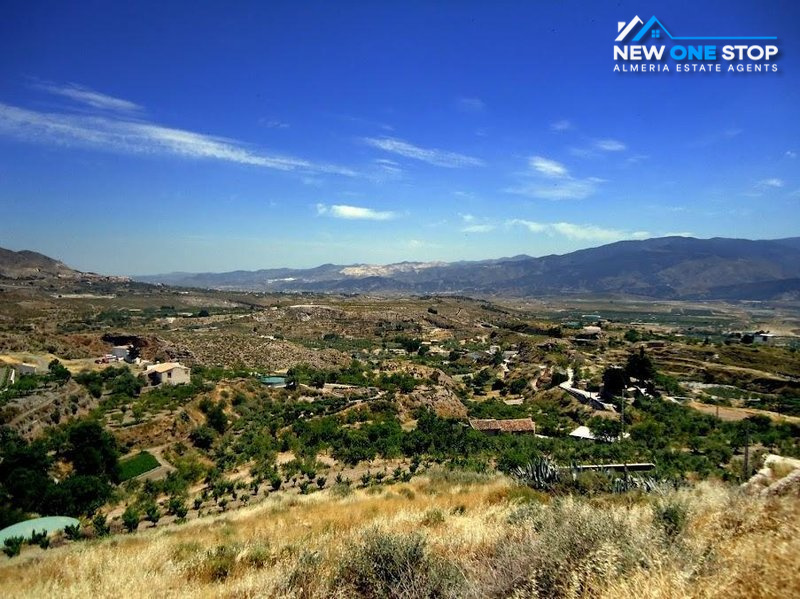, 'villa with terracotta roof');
469,417,536,434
